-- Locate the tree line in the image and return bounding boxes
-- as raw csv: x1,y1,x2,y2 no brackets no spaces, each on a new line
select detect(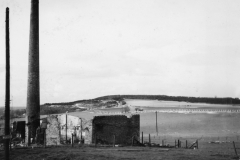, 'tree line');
95,95,240,105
